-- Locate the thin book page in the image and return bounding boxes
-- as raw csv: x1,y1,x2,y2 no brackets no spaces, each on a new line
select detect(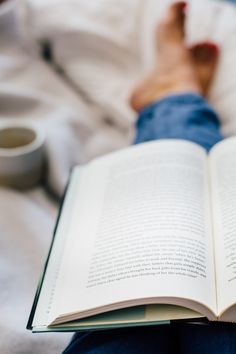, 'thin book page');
209,137,236,316
48,140,217,325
